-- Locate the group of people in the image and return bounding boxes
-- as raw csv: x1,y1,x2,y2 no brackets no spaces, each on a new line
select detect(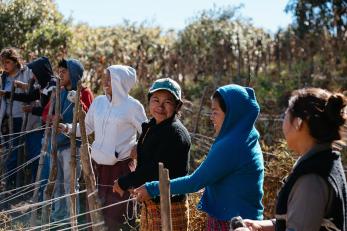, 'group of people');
0,47,94,221
0,46,346,231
